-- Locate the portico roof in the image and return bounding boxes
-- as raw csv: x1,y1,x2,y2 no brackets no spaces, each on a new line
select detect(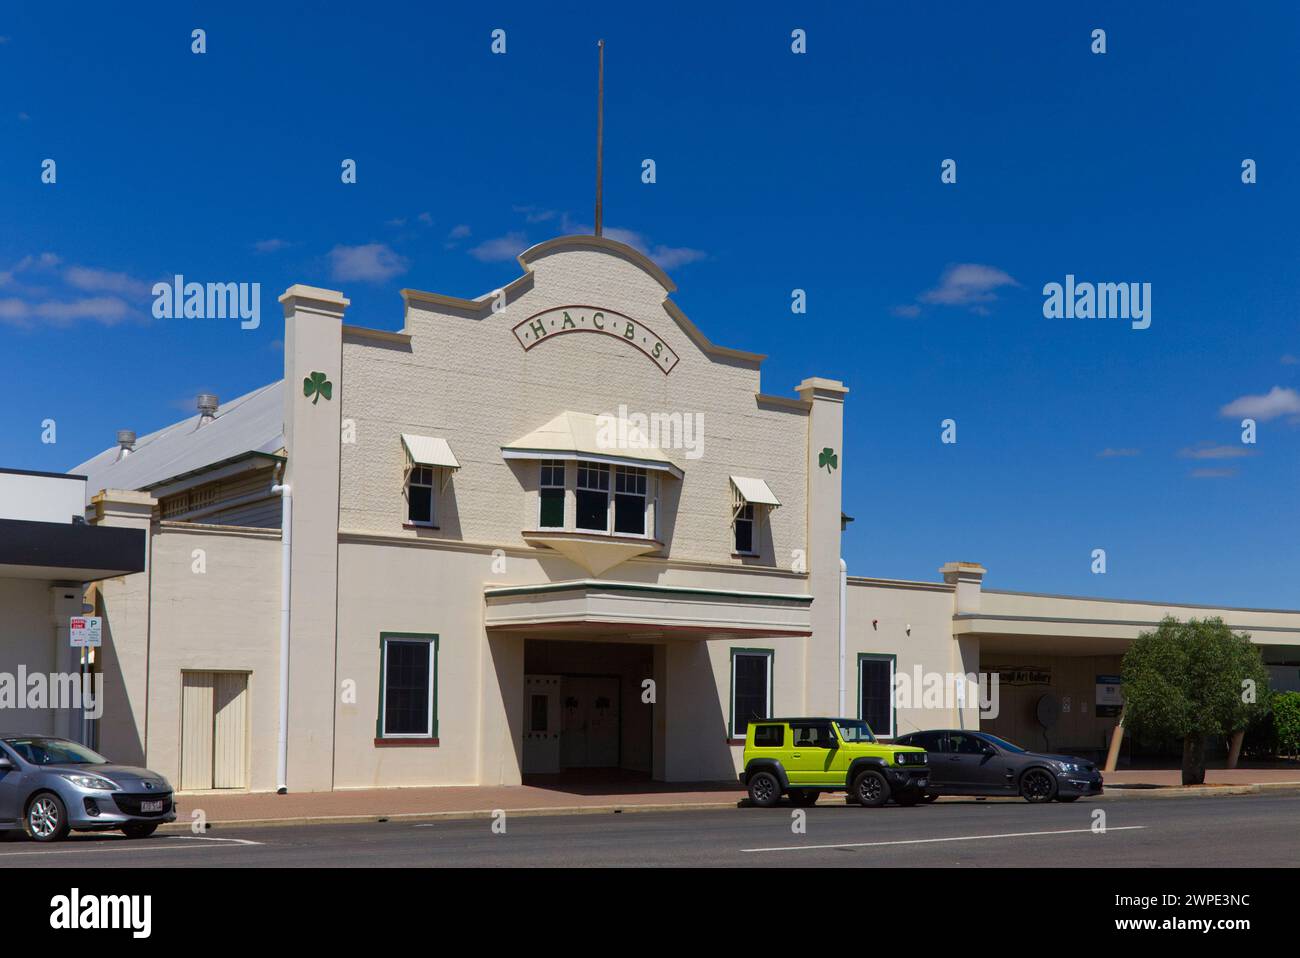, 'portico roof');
484,579,812,641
